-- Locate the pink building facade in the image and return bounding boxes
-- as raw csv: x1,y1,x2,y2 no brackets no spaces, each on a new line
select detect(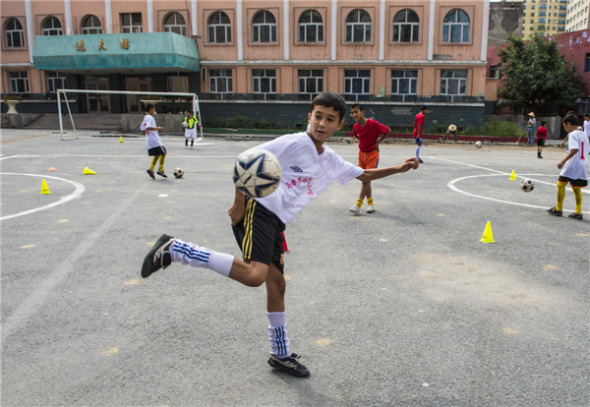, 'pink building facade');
1,0,490,128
